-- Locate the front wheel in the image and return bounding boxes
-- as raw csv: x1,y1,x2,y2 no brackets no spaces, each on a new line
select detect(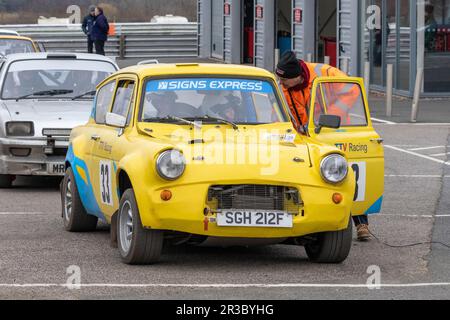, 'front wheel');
305,216,352,263
61,167,98,232
118,189,163,265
